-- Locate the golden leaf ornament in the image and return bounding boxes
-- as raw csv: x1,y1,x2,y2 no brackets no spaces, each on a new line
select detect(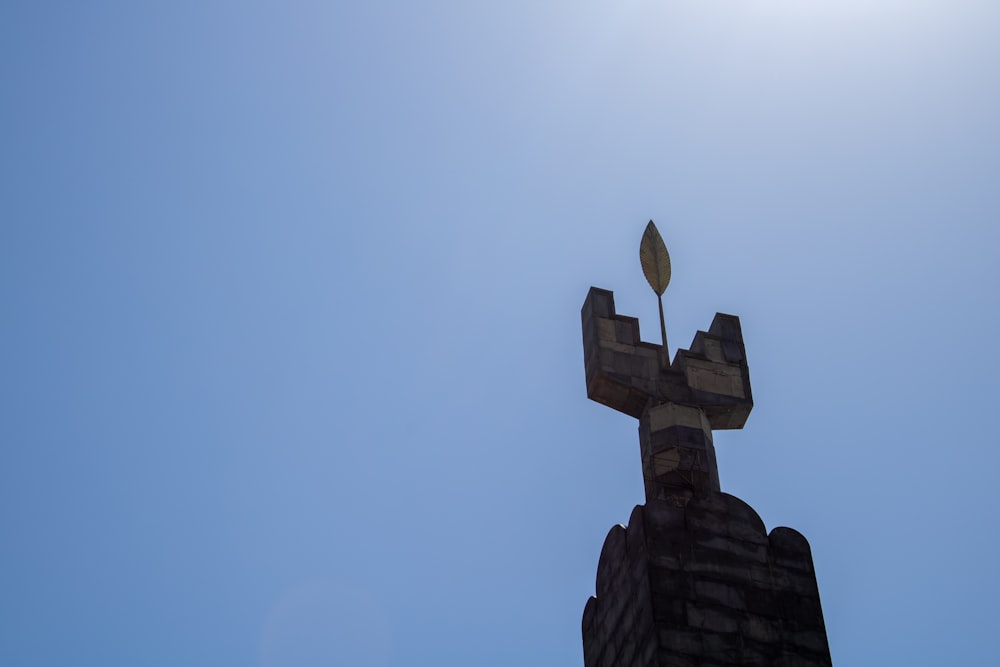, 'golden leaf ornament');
639,220,671,296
